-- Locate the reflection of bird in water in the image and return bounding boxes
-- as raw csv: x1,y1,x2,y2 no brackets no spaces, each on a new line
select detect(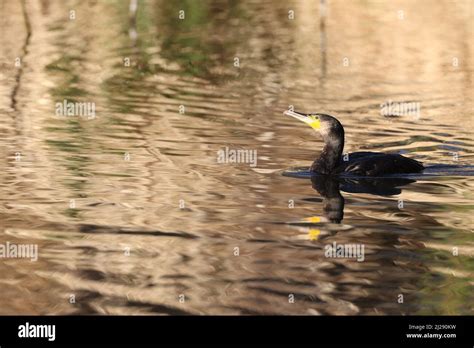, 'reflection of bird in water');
284,111,424,176
311,175,344,223
311,175,417,224
286,175,417,241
